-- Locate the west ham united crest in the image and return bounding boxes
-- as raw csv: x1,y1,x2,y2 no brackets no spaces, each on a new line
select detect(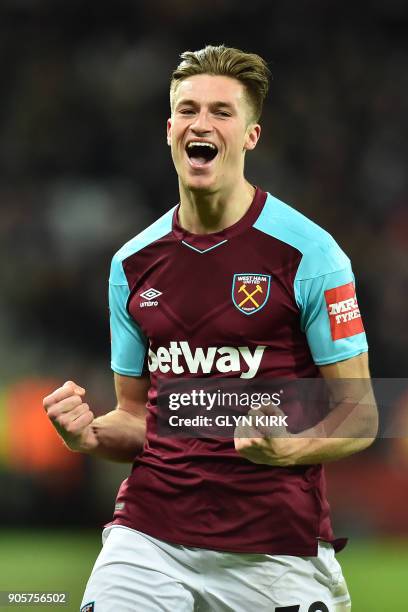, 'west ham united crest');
232,273,271,315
